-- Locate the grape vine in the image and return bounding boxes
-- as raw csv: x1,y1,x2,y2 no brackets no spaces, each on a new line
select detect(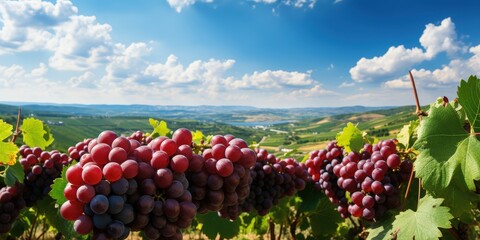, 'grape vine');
0,75,478,239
